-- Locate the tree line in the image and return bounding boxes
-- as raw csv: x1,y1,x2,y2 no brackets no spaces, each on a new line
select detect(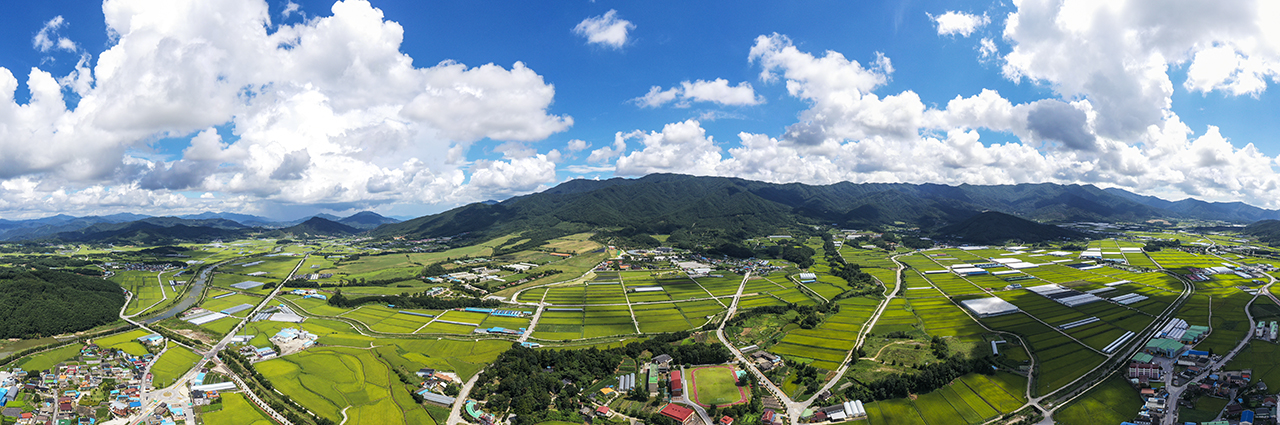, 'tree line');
326,289,501,310
842,355,997,401
478,331,732,423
